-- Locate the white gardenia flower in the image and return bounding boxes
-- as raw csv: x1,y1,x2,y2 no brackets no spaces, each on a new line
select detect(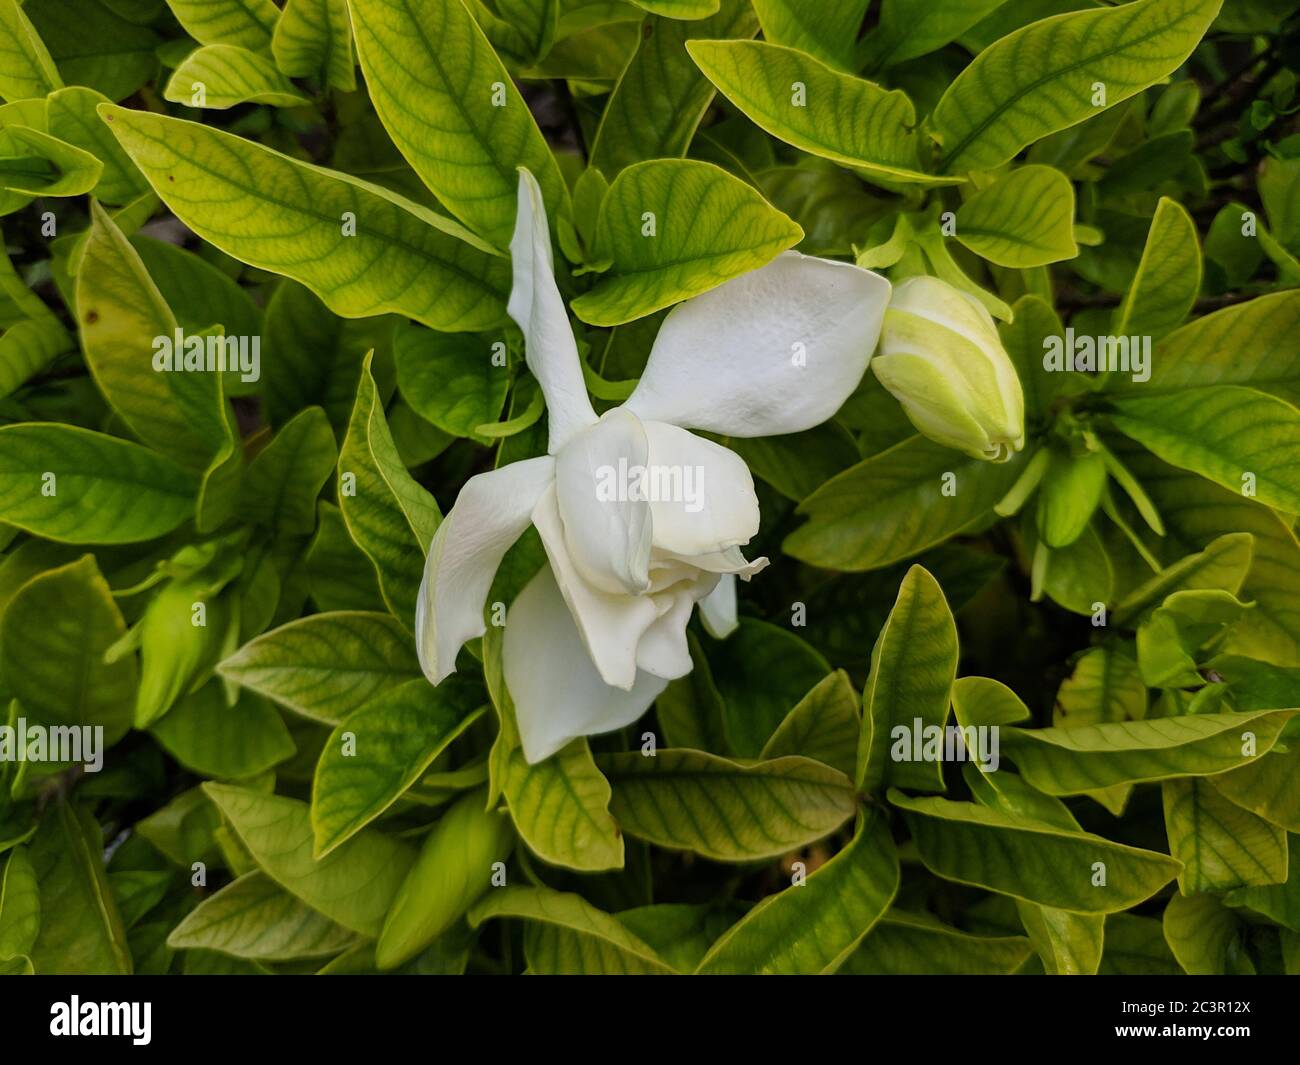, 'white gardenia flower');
415,169,891,764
